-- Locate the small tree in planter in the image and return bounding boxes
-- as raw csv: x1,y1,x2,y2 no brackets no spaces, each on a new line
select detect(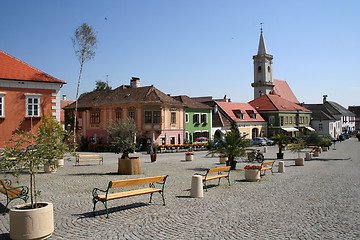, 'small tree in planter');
207,122,249,170
0,113,74,239
107,118,140,174
289,138,306,166
272,134,290,159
